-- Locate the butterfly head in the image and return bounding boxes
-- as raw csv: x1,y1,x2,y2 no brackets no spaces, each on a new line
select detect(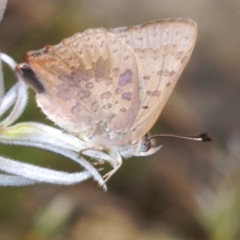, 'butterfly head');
133,133,162,157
